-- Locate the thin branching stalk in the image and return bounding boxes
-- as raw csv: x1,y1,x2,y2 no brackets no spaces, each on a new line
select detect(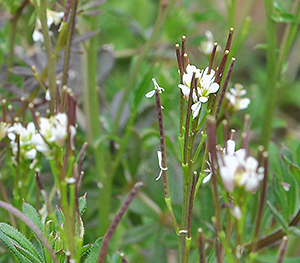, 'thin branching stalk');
175,42,185,137
277,236,288,263
215,58,235,120
212,216,222,263
207,116,222,231
38,0,57,113
155,88,169,197
97,182,143,263
62,0,78,86
198,228,206,263
251,152,268,252
260,0,278,149
7,0,29,81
